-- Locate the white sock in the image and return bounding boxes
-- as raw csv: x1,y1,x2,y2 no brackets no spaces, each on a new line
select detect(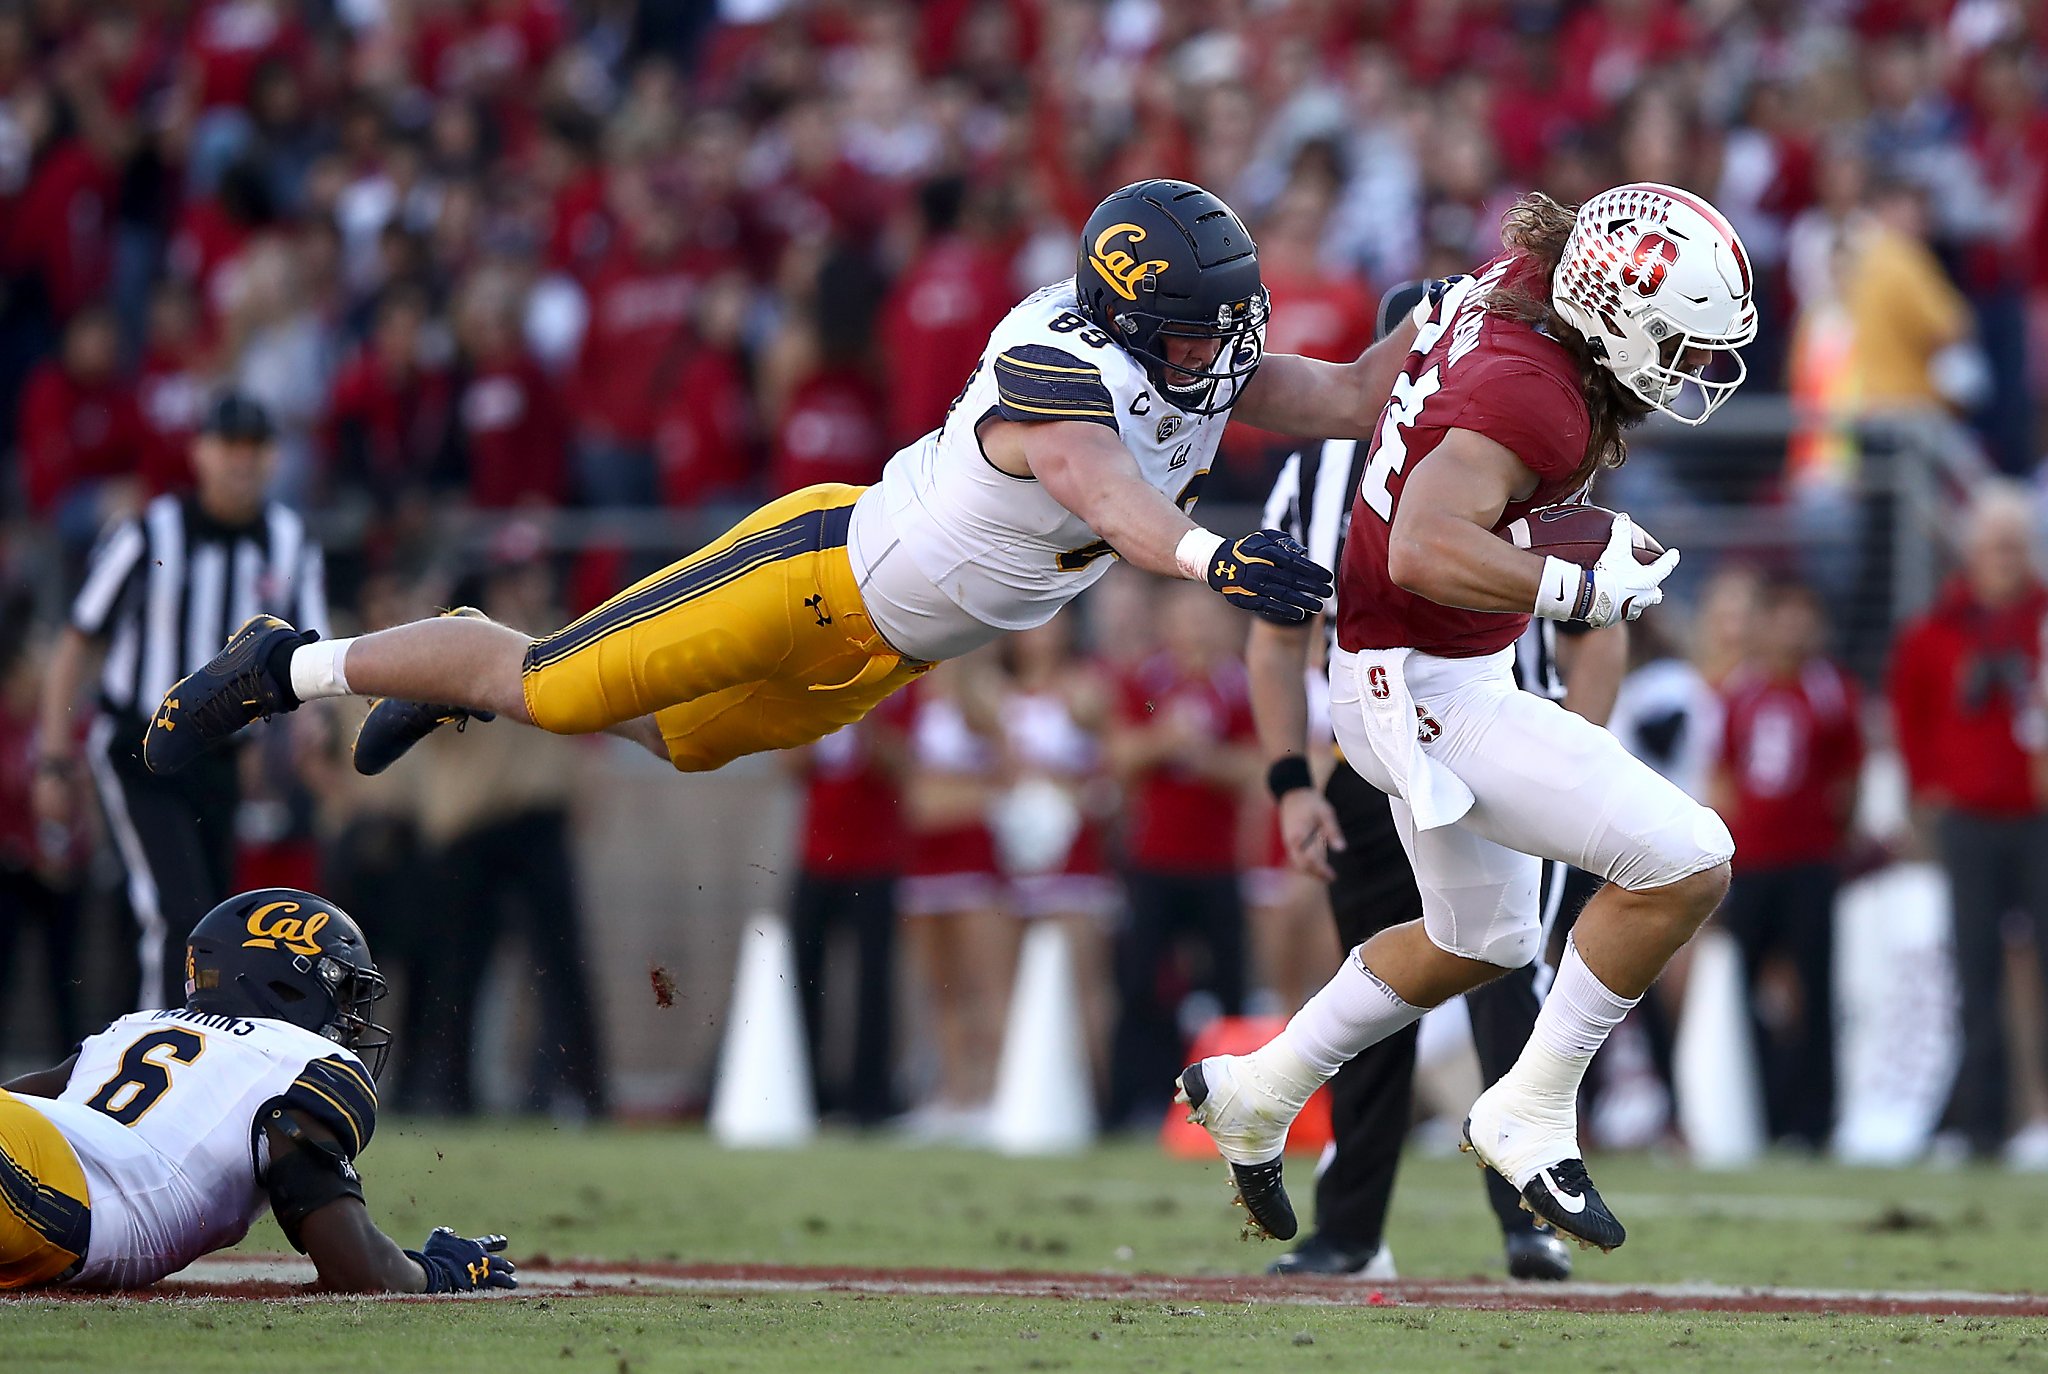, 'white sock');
289,637,356,702
1503,936,1639,1106
1246,950,1424,1109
